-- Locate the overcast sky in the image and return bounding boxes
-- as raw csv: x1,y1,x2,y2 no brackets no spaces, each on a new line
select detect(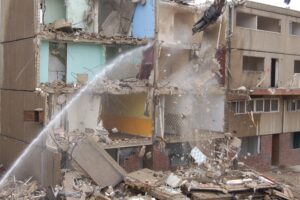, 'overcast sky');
250,0,300,11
